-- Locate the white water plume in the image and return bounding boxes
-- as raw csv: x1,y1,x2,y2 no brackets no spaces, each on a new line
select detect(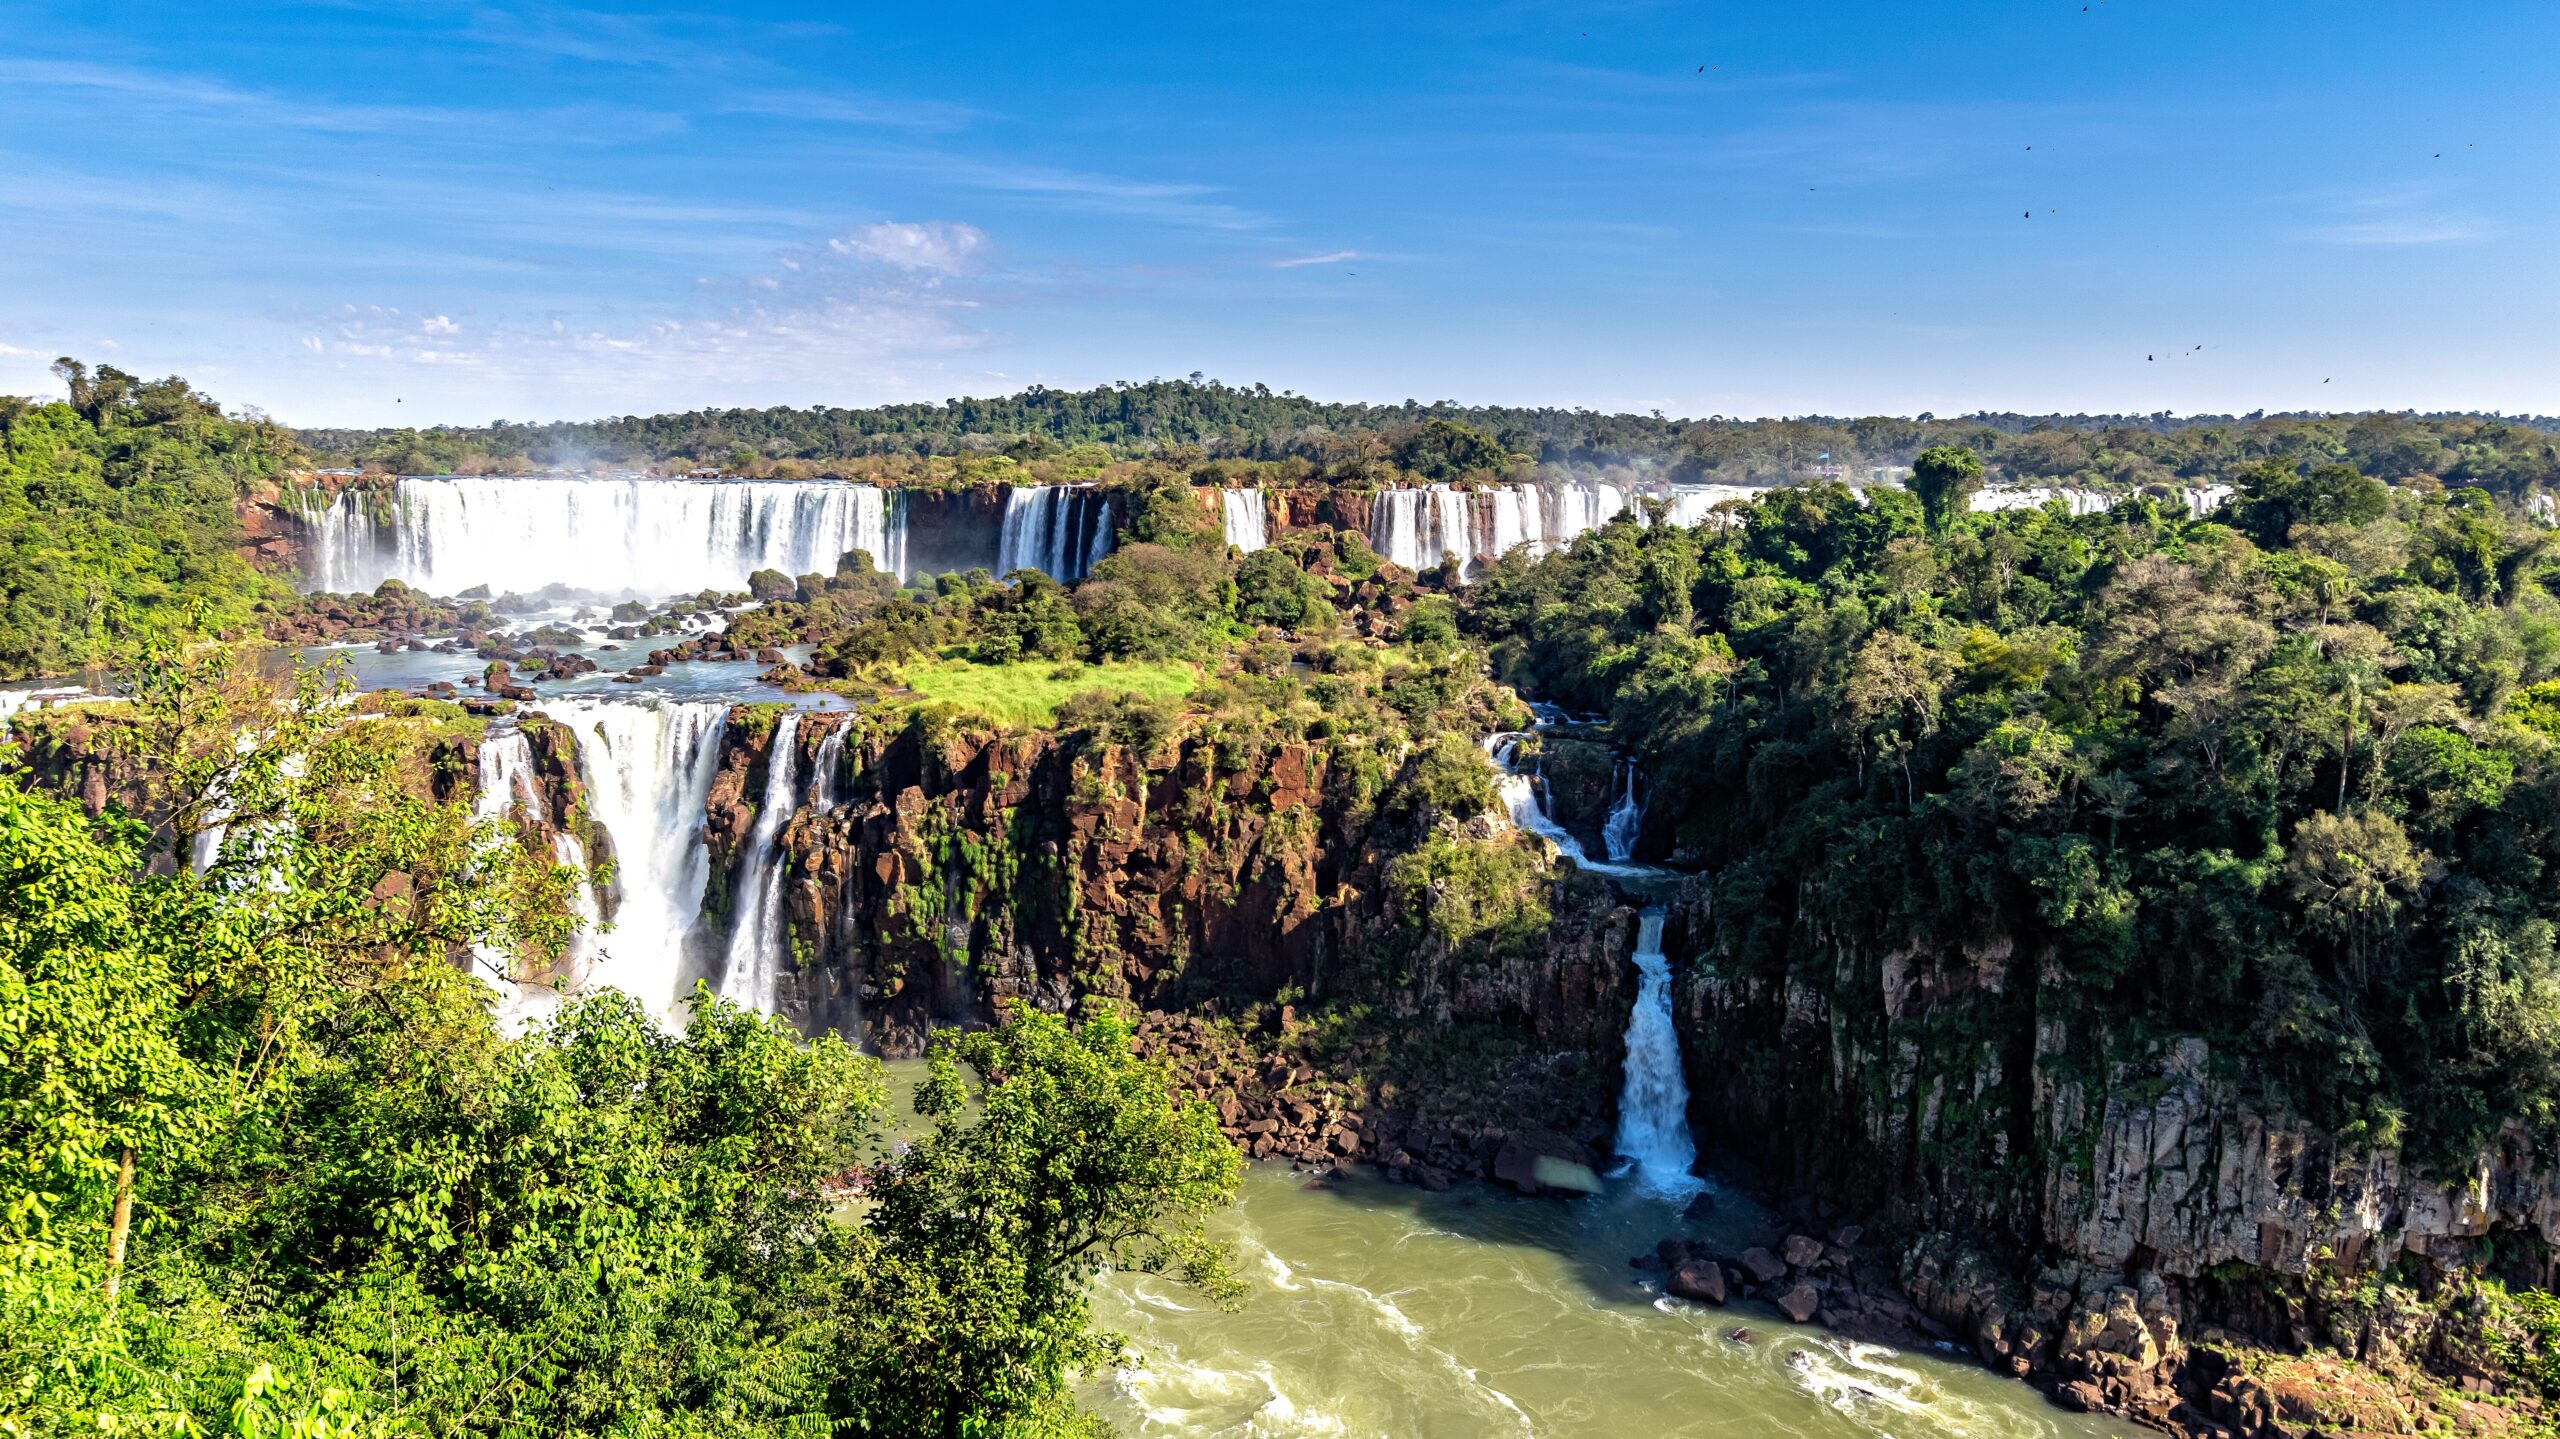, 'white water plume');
1370,479,1760,583
1614,910,1703,1201
539,697,730,1024
1222,488,1269,552
807,721,848,815
307,476,900,596
996,484,1115,583
1601,759,1645,864
720,712,802,1013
